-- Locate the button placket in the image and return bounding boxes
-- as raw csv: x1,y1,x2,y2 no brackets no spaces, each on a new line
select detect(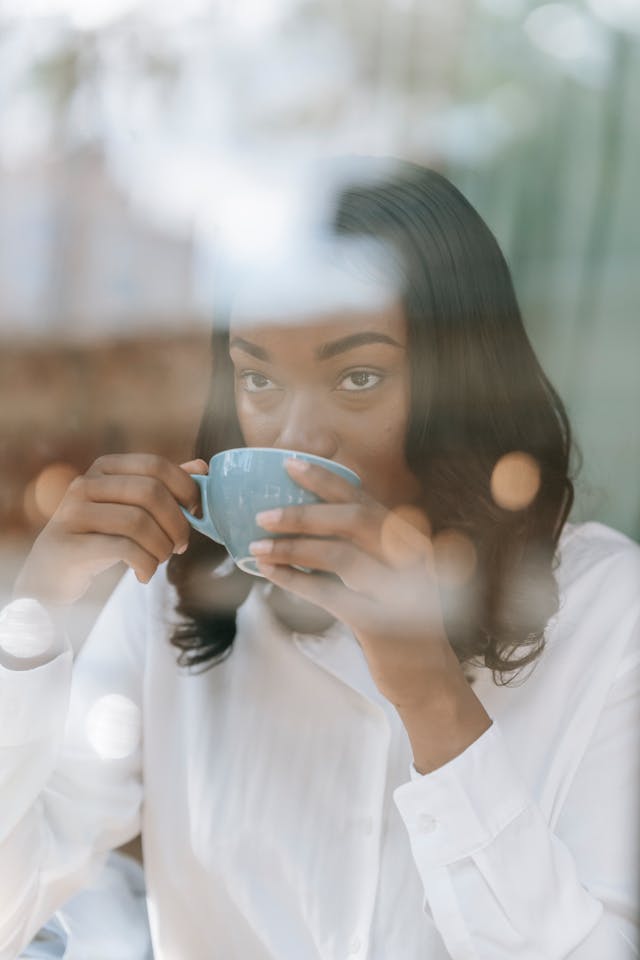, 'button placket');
344,714,390,960
293,625,390,960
